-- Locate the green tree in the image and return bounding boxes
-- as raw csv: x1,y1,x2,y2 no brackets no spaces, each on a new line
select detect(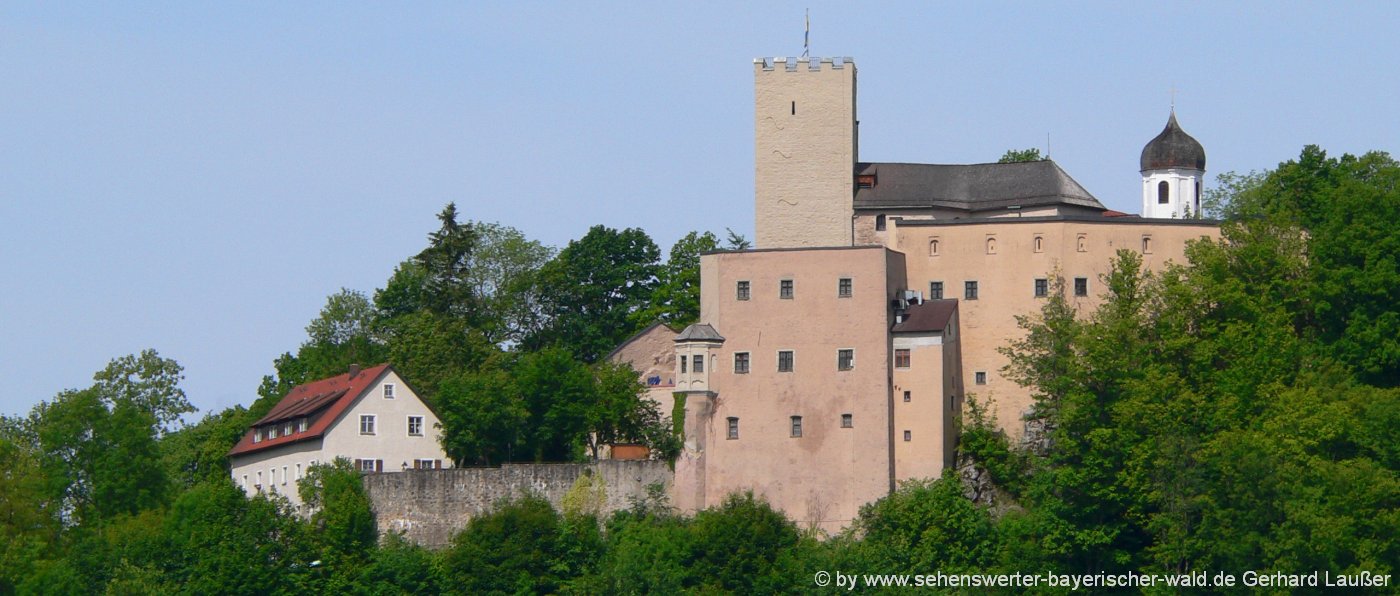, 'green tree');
466,221,555,345
687,492,800,593
998,148,1044,163
299,458,378,570
161,480,314,594
528,225,661,362
631,231,721,328
435,356,528,466
440,495,574,594
854,474,997,574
